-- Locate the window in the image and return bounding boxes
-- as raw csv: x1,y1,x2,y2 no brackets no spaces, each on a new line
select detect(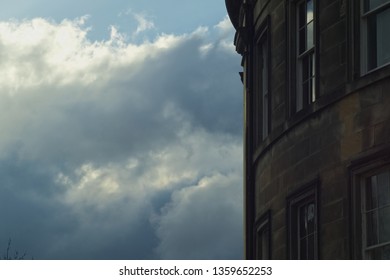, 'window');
292,0,316,113
350,154,390,259
361,169,390,259
255,211,271,259
361,0,390,73
252,20,270,148
287,182,318,259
